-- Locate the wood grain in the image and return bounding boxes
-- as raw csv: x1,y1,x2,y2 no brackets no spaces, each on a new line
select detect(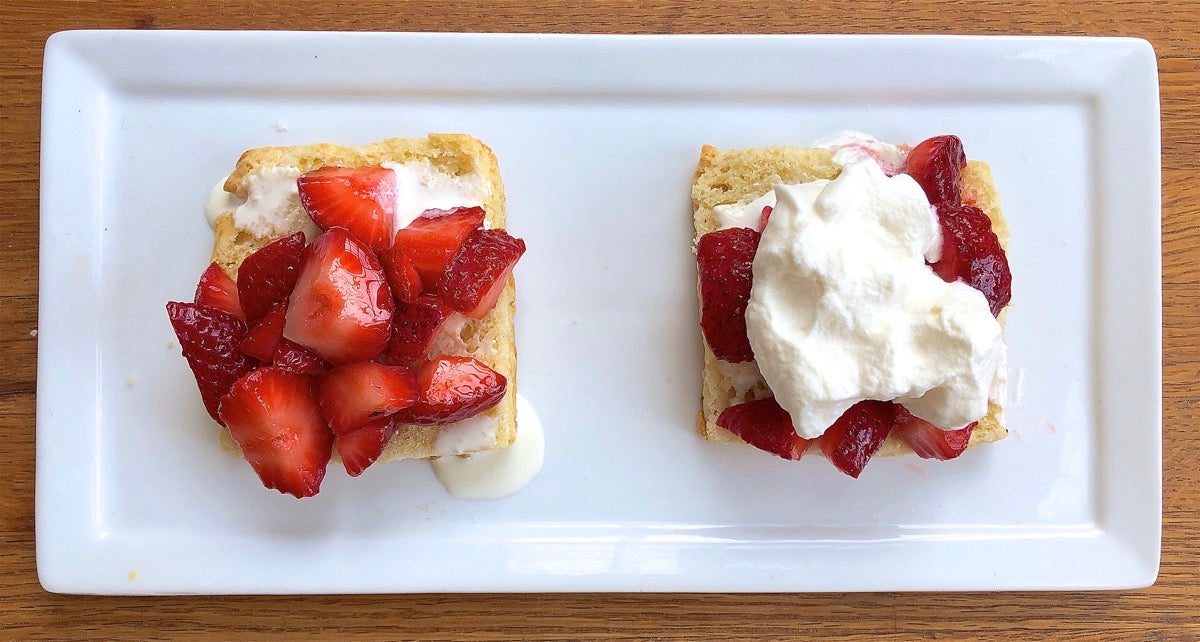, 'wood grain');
2,1,1197,640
